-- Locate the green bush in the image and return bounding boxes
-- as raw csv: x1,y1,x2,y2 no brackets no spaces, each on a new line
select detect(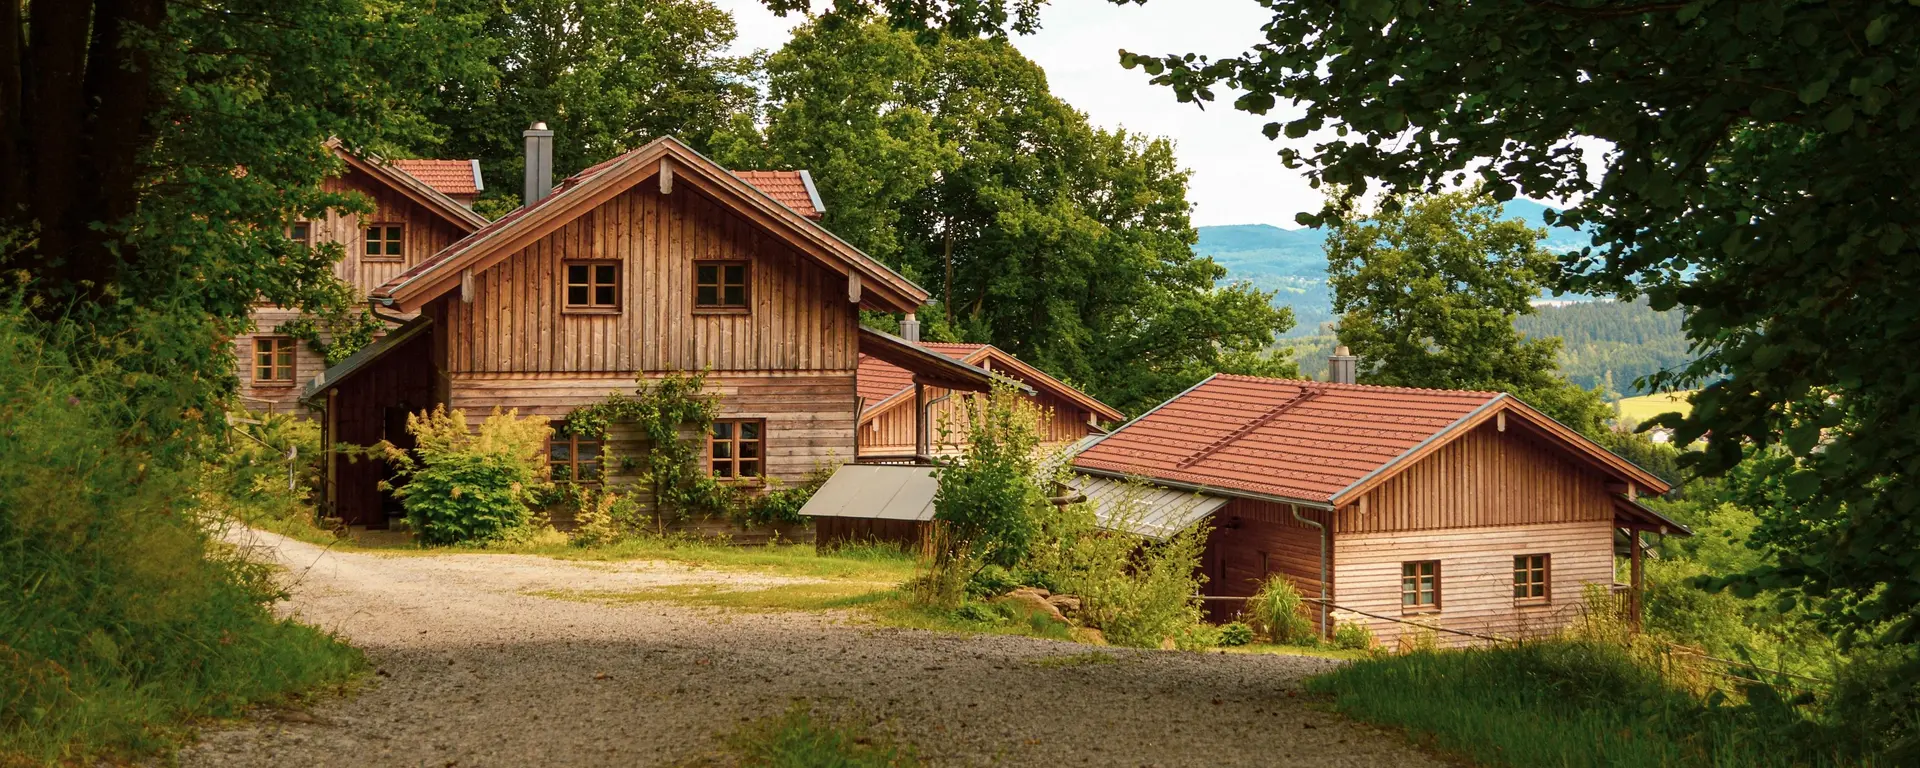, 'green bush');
736,465,833,527
1243,576,1316,645
955,601,1010,625
1332,620,1374,650
965,564,1021,599
1827,645,1920,763
389,406,551,546
0,306,360,762
931,385,1046,568
1218,622,1255,647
